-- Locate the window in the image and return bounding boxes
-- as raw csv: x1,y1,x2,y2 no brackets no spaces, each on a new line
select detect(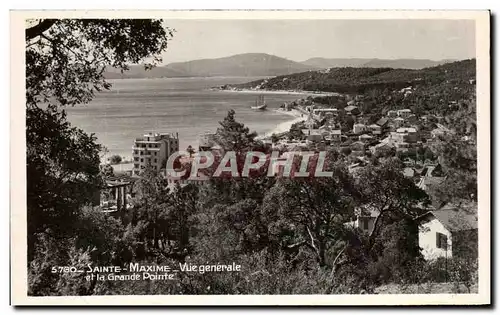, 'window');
134,164,139,169
154,158,157,163
363,218,369,231
436,232,448,250
140,152,143,156
134,157,139,162
154,152,157,156
140,158,143,162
